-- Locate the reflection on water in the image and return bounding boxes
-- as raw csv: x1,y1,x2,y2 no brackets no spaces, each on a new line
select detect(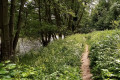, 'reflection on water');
16,38,42,54
16,35,64,54
0,35,64,55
